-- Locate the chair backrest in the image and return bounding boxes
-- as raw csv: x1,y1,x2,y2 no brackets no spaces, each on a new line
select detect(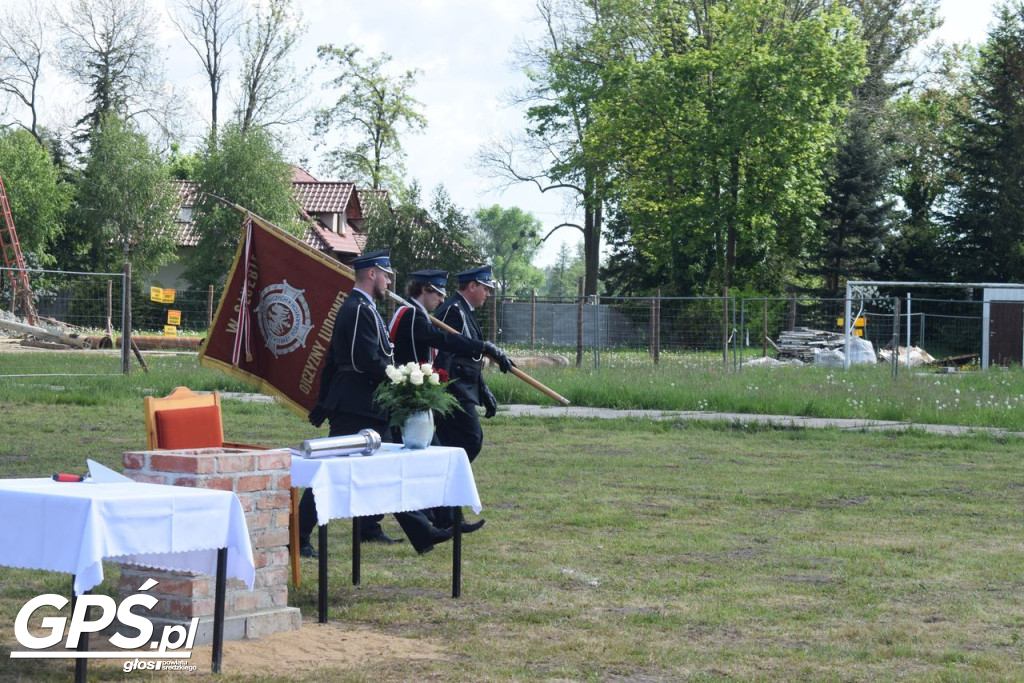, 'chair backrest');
143,386,225,450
